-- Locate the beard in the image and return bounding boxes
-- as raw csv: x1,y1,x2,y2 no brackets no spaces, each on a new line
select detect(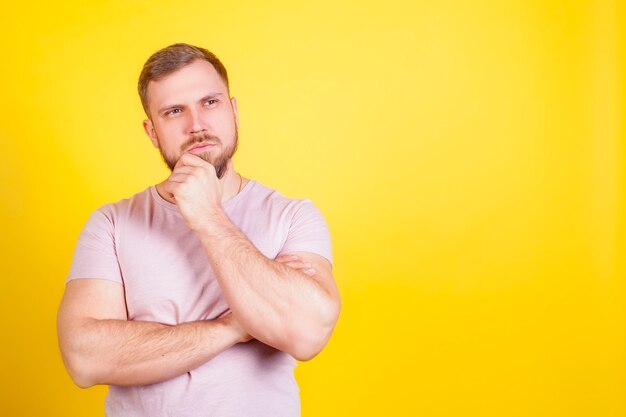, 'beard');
157,129,239,179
